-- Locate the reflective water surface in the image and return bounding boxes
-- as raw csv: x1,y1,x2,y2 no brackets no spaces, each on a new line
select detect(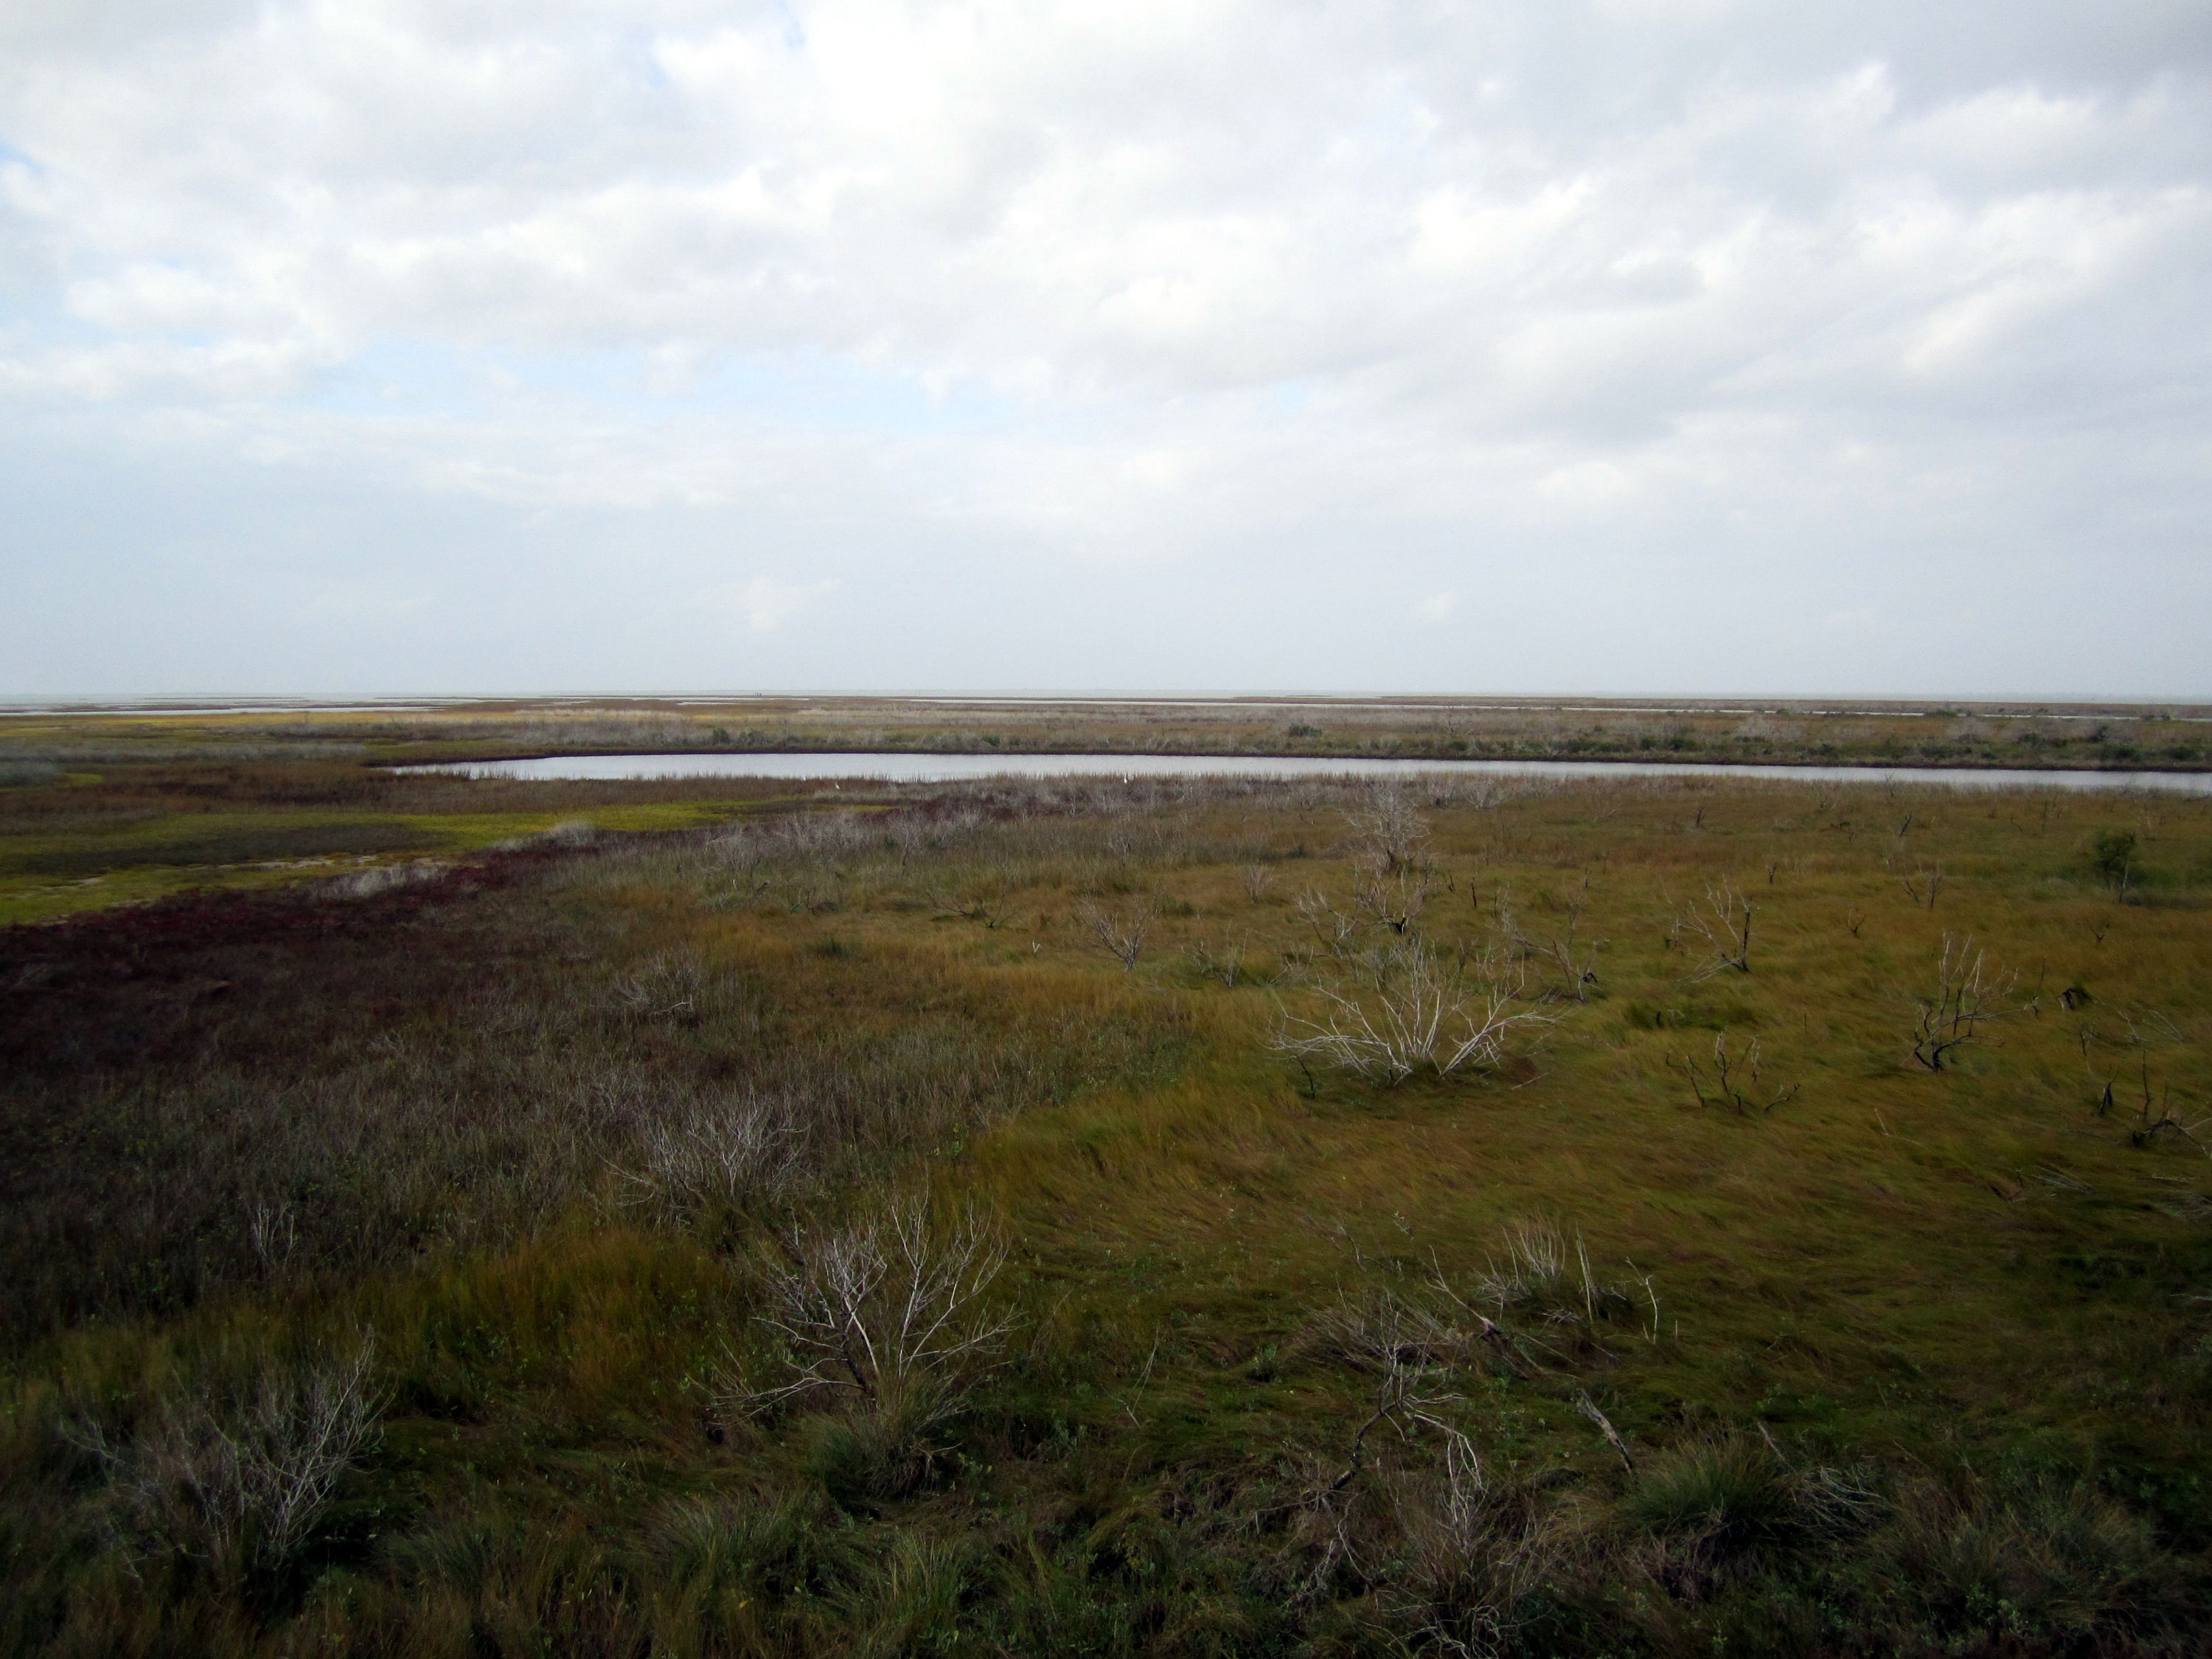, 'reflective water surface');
400,751,2212,793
